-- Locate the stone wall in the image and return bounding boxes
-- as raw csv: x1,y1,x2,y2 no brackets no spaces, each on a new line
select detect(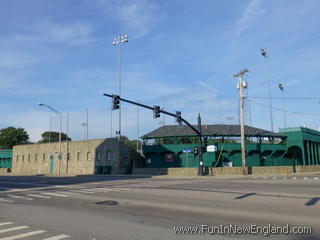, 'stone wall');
296,165,320,173
12,138,143,175
133,165,320,176
0,168,10,174
132,167,198,176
